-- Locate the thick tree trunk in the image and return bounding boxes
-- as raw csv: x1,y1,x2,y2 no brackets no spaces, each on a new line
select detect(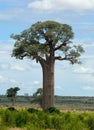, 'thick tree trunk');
42,60,55,110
